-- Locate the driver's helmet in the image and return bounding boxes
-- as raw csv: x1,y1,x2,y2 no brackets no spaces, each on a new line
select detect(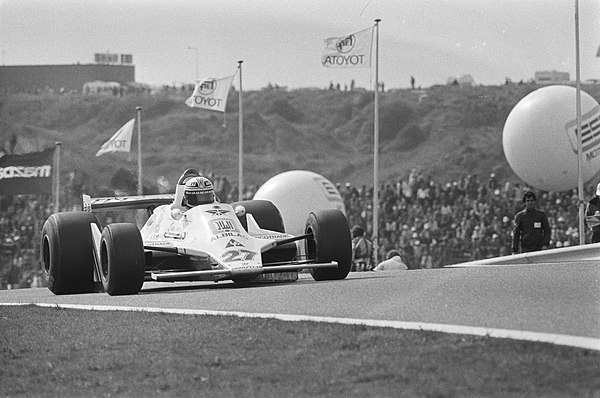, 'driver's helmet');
183,176,215,207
